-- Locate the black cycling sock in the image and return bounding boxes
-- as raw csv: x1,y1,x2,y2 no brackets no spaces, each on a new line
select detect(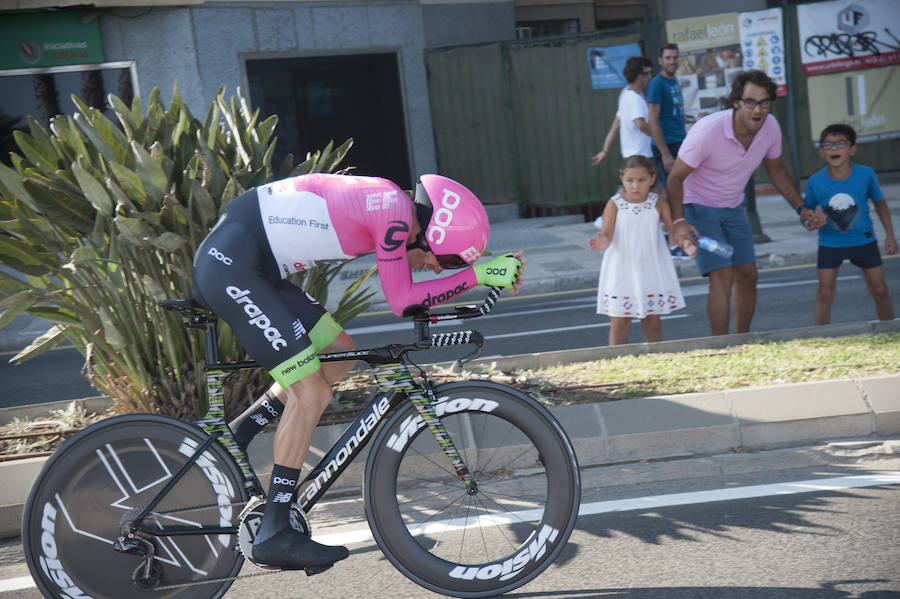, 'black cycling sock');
229,391,284,450
255,464,300,545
